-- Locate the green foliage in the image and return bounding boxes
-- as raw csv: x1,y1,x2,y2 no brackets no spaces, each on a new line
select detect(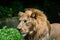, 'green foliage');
0,1,23,18
0,26,24,40
0,6,13,18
